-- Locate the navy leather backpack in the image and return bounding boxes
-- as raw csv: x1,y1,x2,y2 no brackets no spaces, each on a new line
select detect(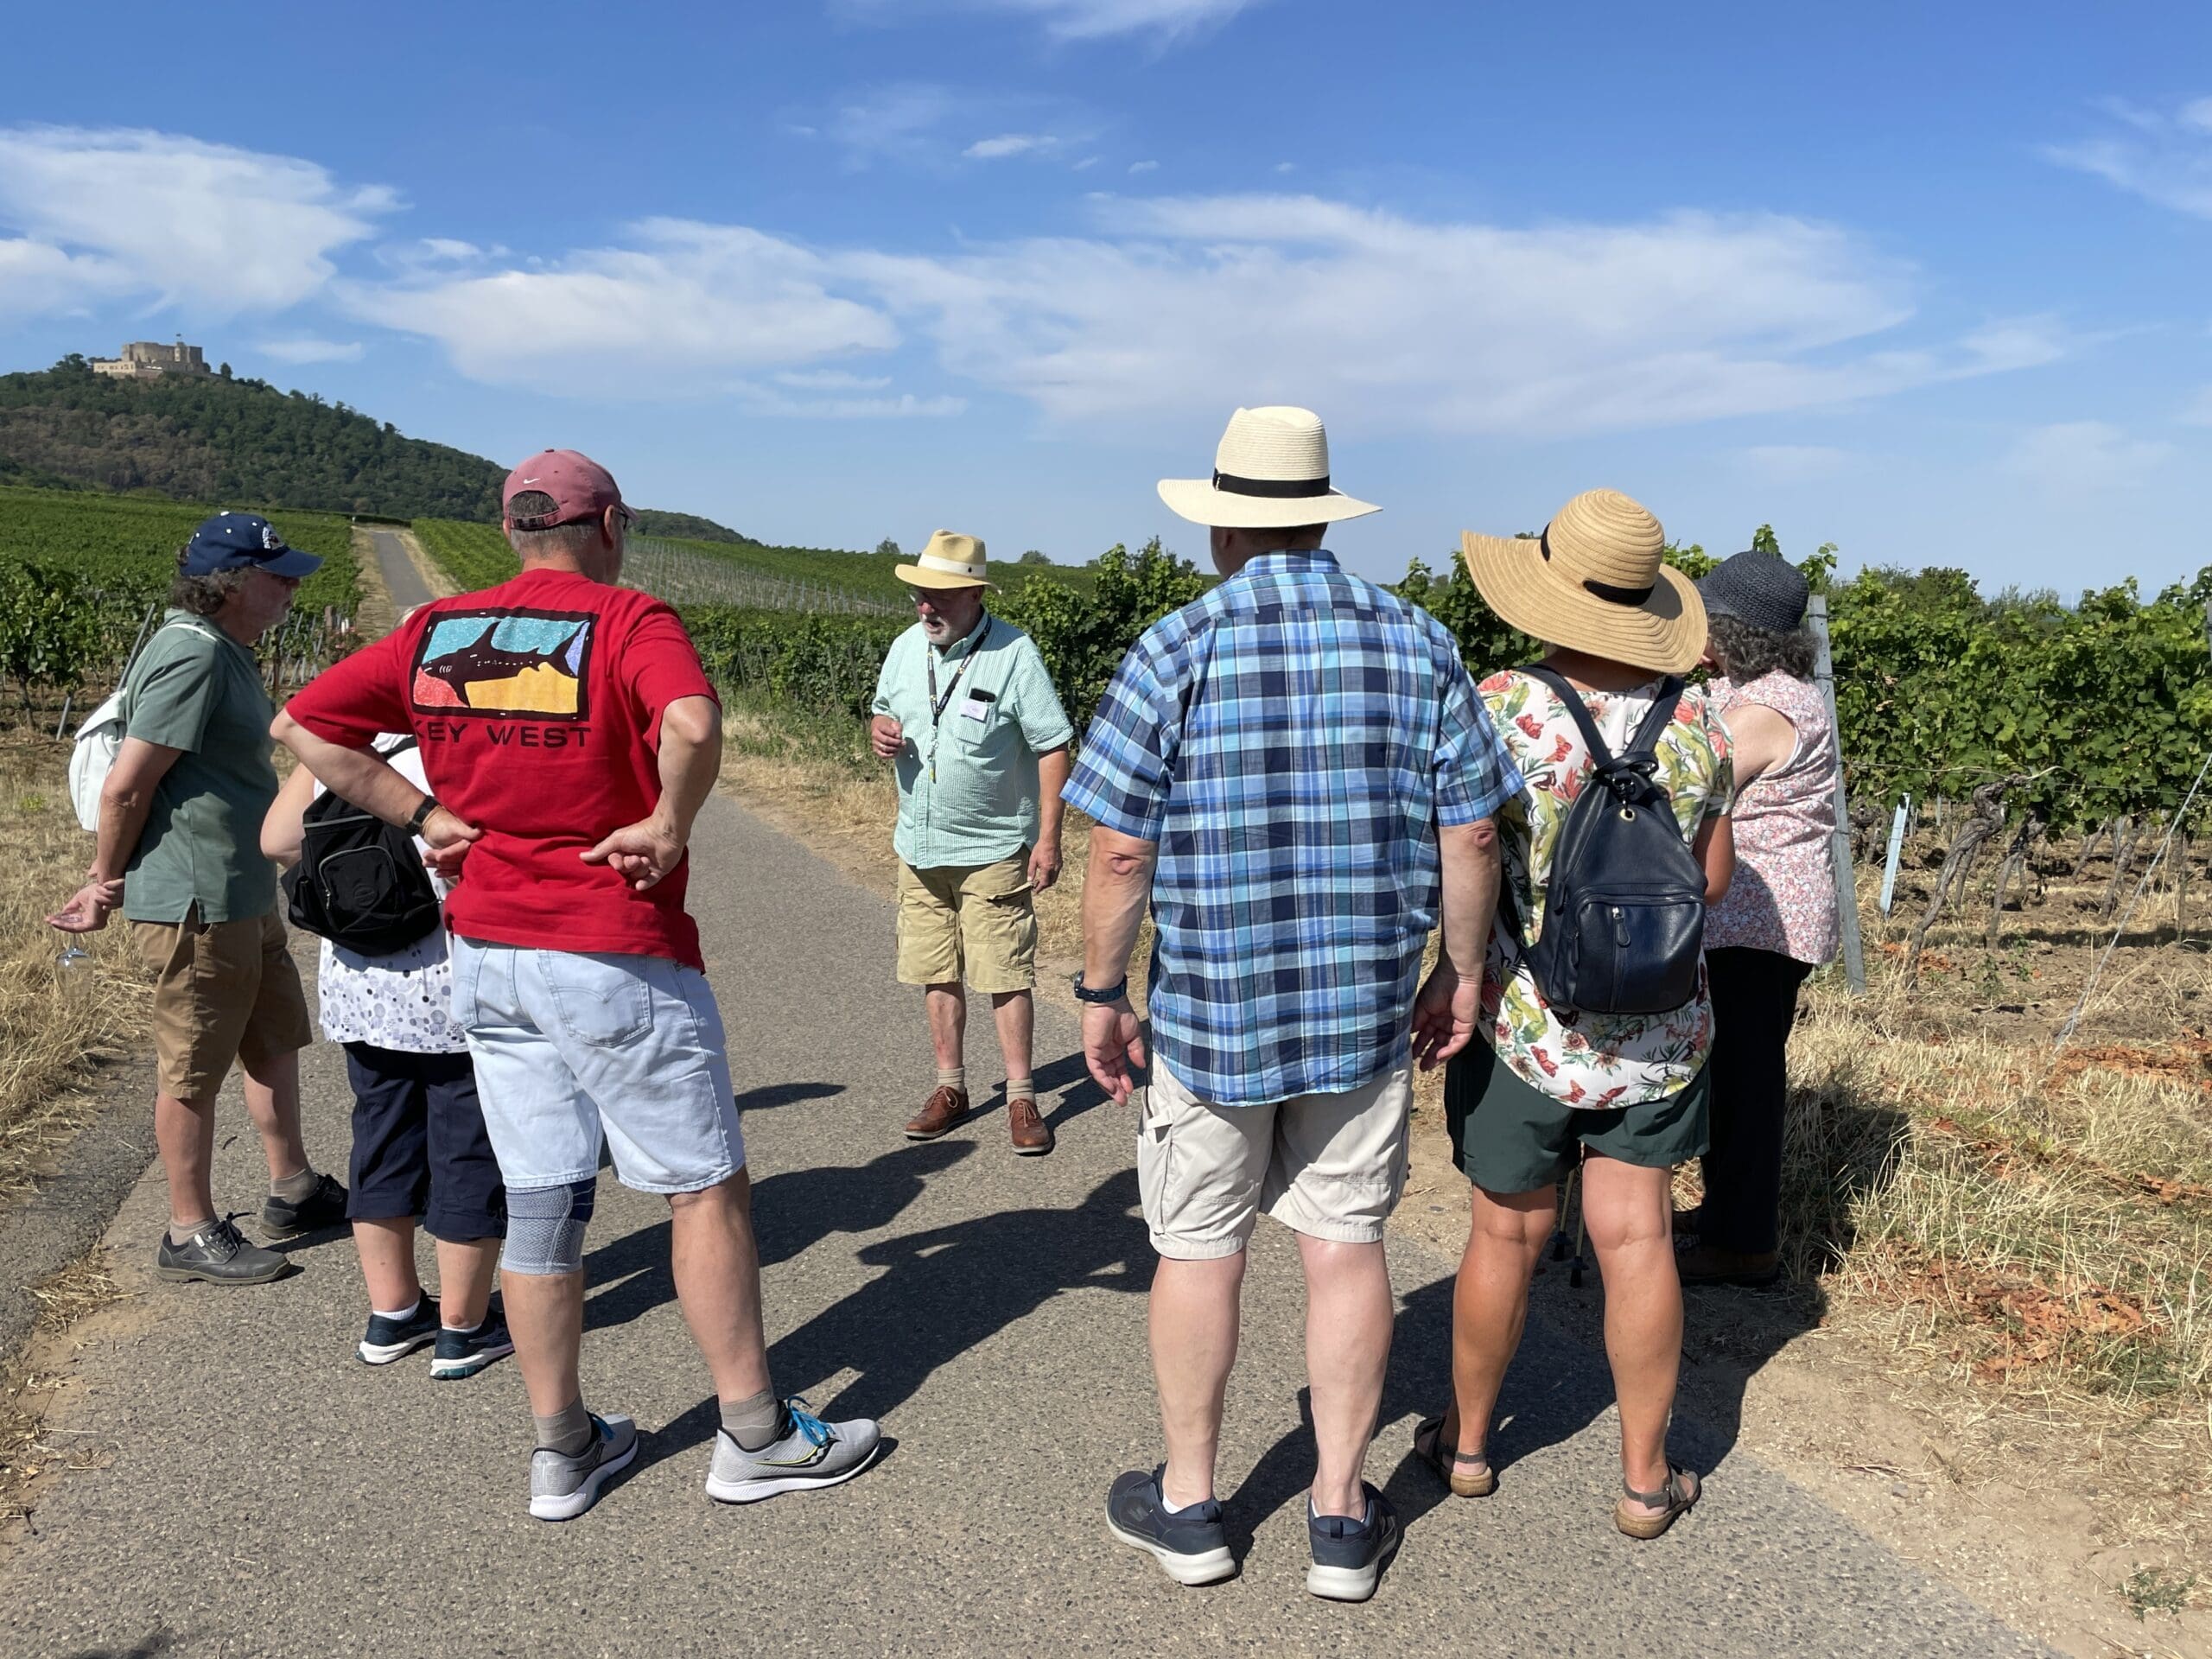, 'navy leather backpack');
1503,665,1707,1016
